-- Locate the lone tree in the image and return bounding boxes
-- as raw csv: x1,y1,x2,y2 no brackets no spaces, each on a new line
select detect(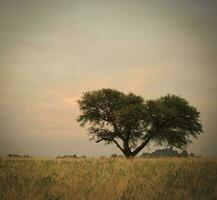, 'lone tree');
77,88,203,157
